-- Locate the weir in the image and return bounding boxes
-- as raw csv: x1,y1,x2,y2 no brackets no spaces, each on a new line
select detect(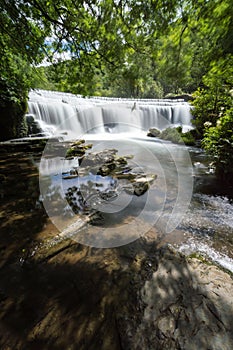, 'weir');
28,90,193,136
